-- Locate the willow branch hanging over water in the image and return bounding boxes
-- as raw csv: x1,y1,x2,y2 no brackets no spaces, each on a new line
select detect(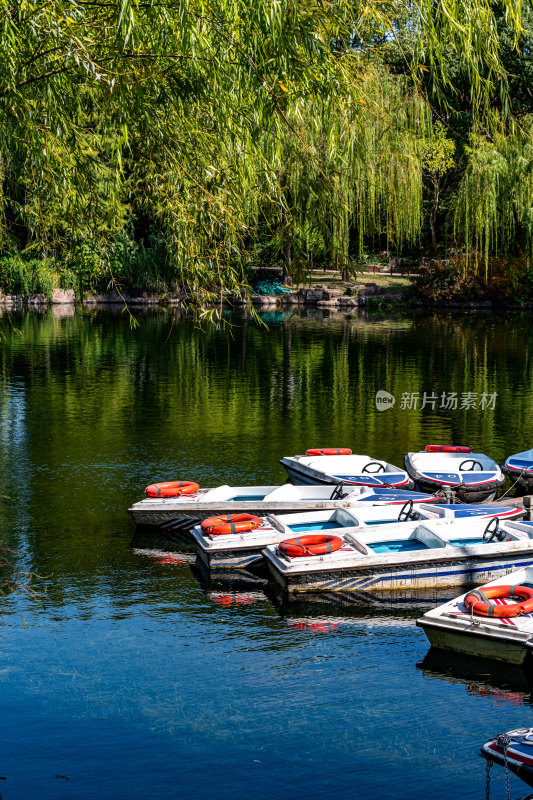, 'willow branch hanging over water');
0,0,528,305
455,117,533,274
253,71,433,279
